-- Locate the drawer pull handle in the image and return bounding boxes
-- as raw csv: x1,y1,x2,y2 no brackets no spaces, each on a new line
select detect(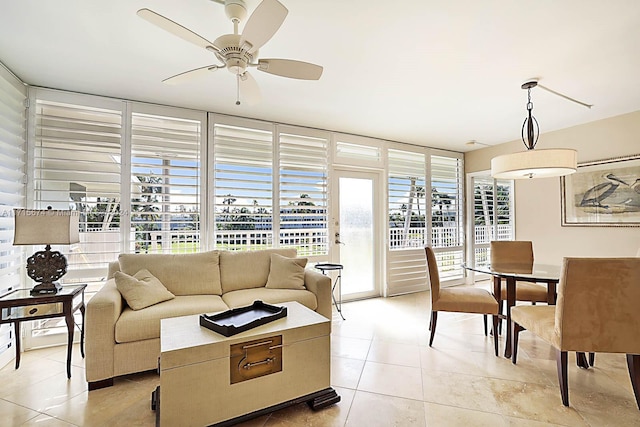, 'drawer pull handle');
243,357,275,370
